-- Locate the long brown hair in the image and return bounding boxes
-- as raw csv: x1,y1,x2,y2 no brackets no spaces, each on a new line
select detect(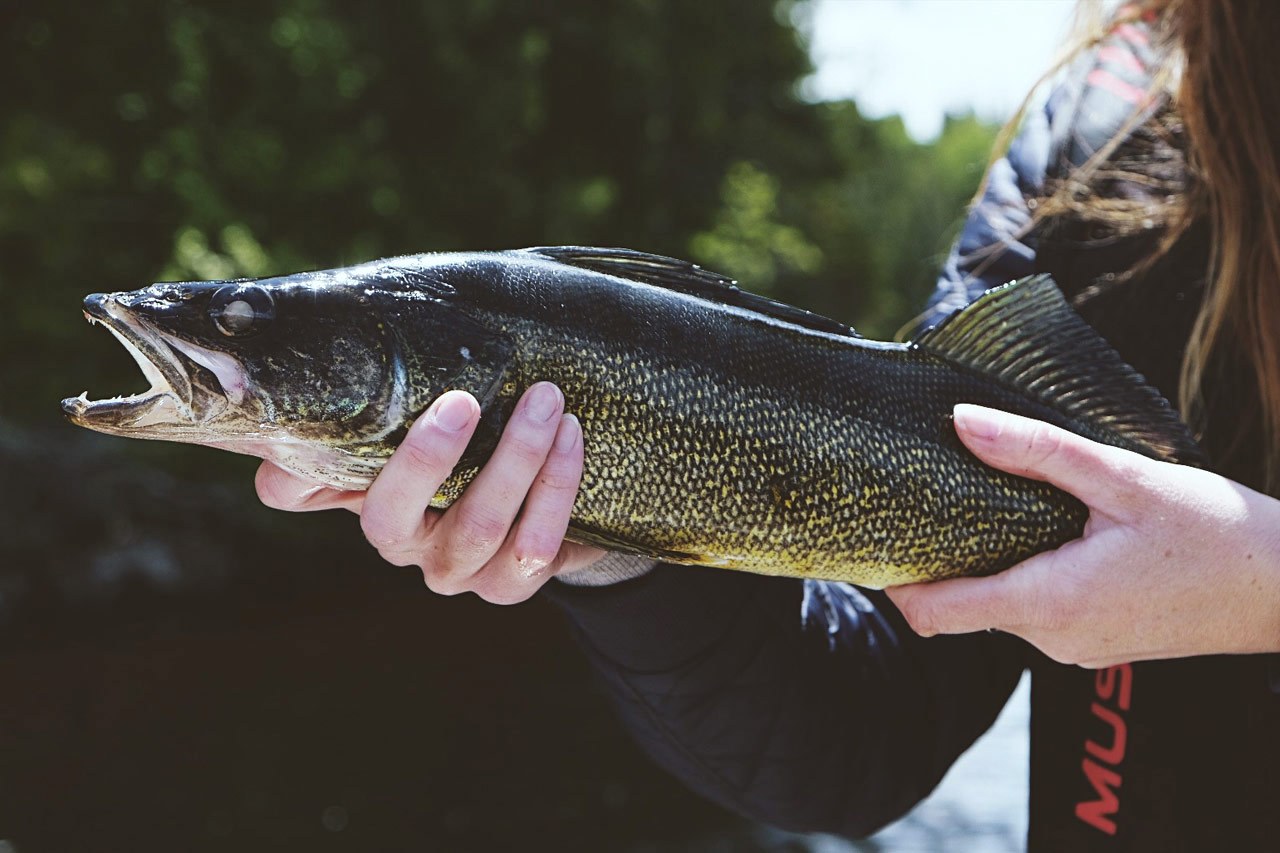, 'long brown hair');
1174,0,1280,489
982,0,1280,488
